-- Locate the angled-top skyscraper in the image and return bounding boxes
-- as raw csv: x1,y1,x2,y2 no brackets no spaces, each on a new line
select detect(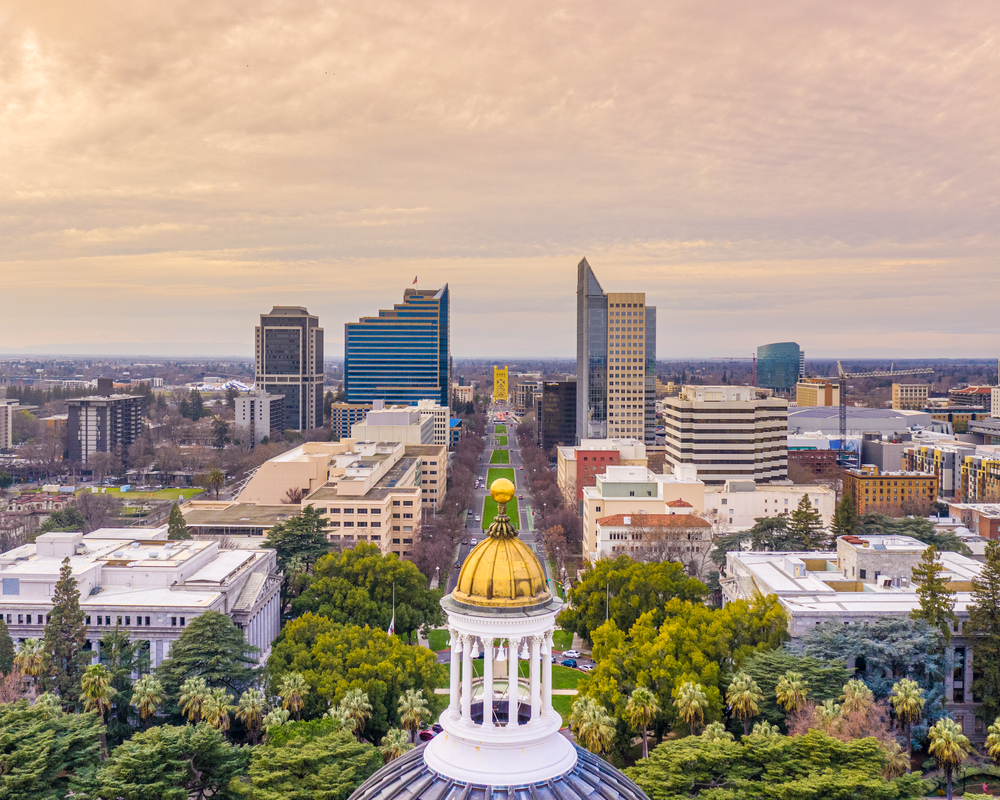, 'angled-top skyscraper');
255,306,324,431
576,258,656,444
345,285,451,406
